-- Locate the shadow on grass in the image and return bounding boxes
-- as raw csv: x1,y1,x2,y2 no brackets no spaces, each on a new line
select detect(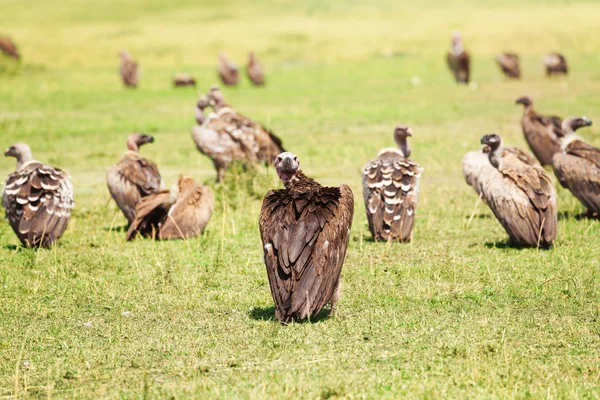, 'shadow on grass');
249,305,331,324
484,240,553,250
102,224,128,233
